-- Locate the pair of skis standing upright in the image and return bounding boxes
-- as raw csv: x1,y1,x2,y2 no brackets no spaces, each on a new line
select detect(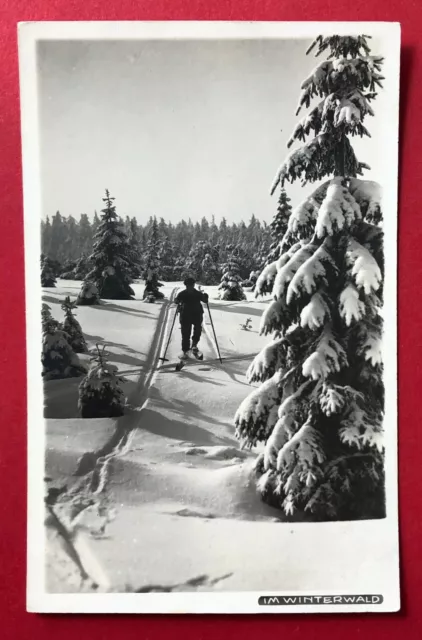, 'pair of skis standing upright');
159,278,222,371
